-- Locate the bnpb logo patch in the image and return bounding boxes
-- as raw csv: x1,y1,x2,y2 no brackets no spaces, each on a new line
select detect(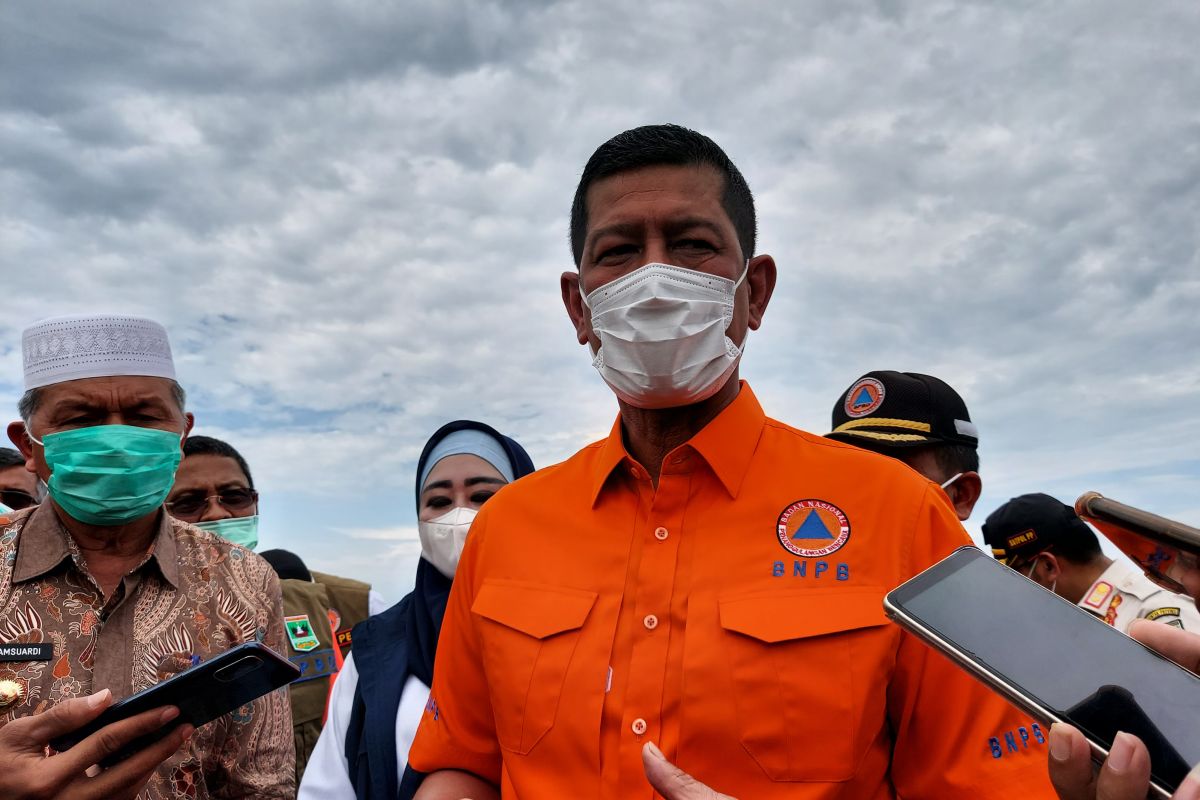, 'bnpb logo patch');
844,377,885,418
777,499,851,557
